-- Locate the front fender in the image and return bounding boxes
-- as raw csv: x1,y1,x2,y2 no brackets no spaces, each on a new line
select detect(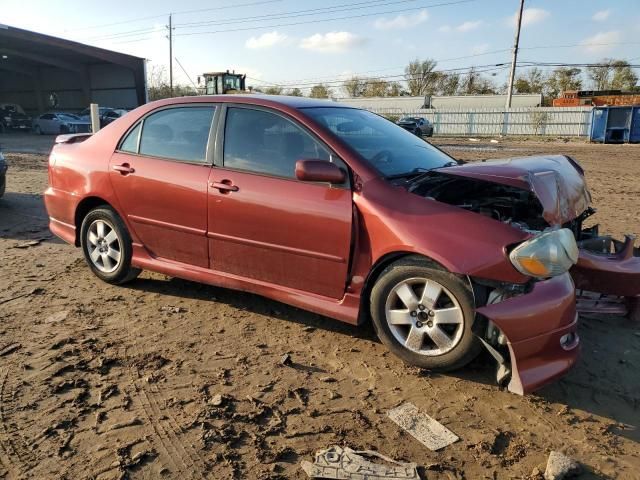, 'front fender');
355,178,531,284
